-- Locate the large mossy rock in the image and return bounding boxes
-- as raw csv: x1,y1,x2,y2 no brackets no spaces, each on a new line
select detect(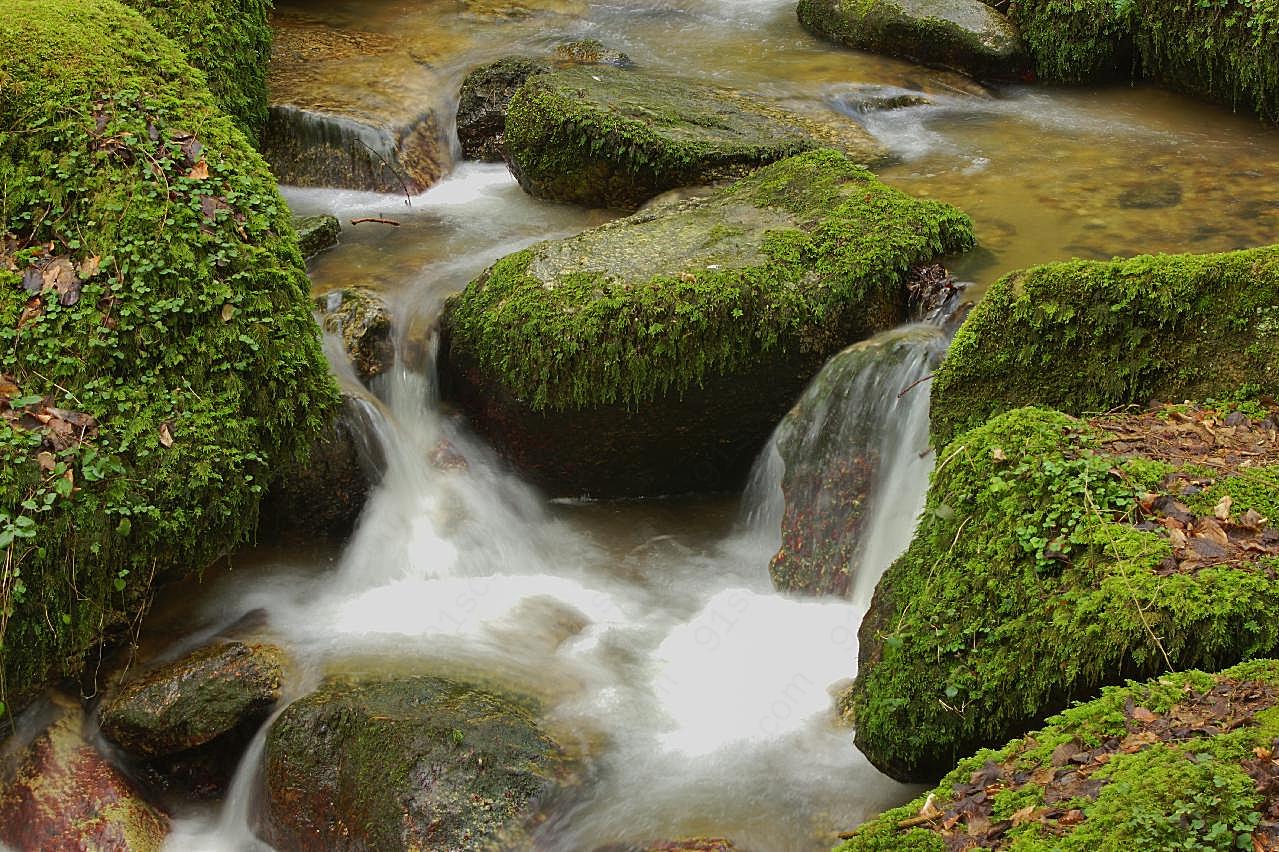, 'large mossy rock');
1010,0,1279,121
847,404,1279,781
262,675,570,851
503,65,887,210
0,0,338,716
930,245,1279,448
122,0,272,140
99,640,284,759
841,660,1279,850
440,150,974,497
797,0,1029,81
0,693,169,850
